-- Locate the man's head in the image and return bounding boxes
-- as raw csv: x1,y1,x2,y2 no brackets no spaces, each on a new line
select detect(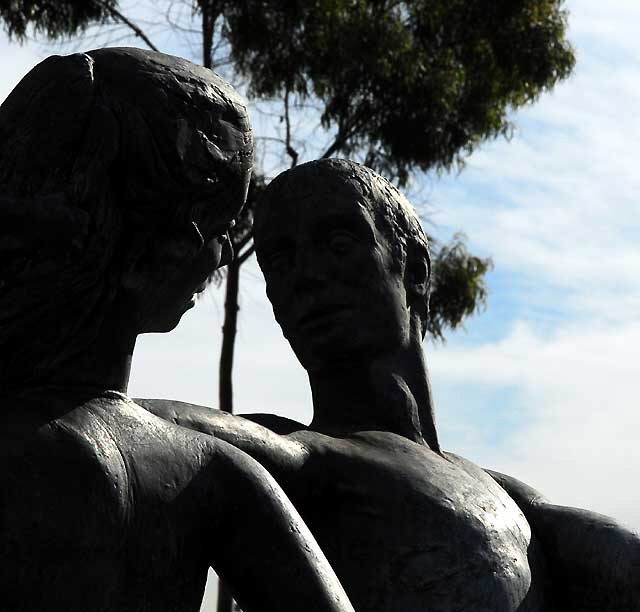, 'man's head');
254,159,430,372
0,48,253,385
